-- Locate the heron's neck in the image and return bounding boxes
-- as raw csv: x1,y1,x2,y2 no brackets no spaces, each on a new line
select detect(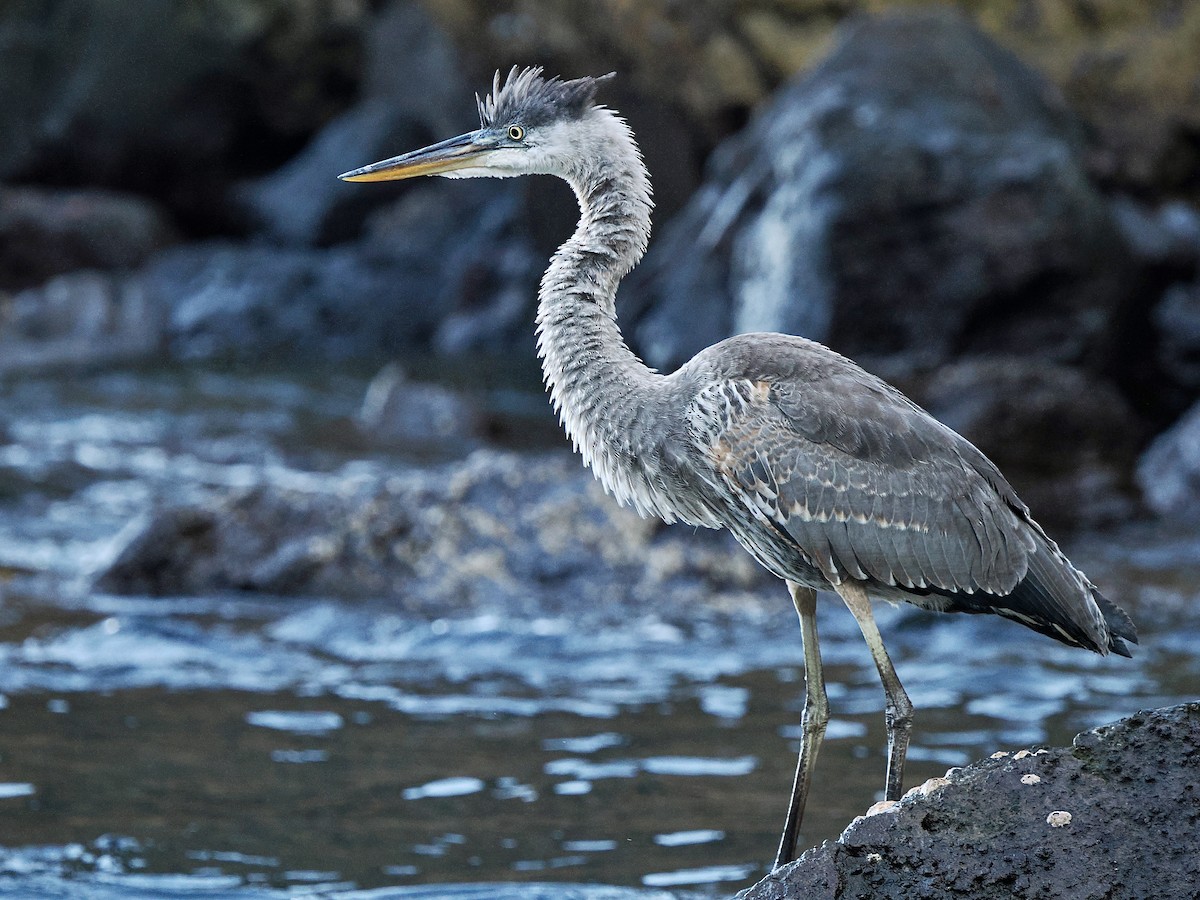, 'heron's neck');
535,114,662,498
